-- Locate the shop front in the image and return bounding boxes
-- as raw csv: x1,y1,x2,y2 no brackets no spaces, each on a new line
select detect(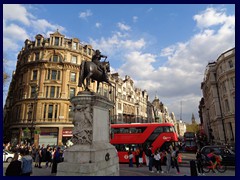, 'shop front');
62,128,73,146
39,127,58,146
